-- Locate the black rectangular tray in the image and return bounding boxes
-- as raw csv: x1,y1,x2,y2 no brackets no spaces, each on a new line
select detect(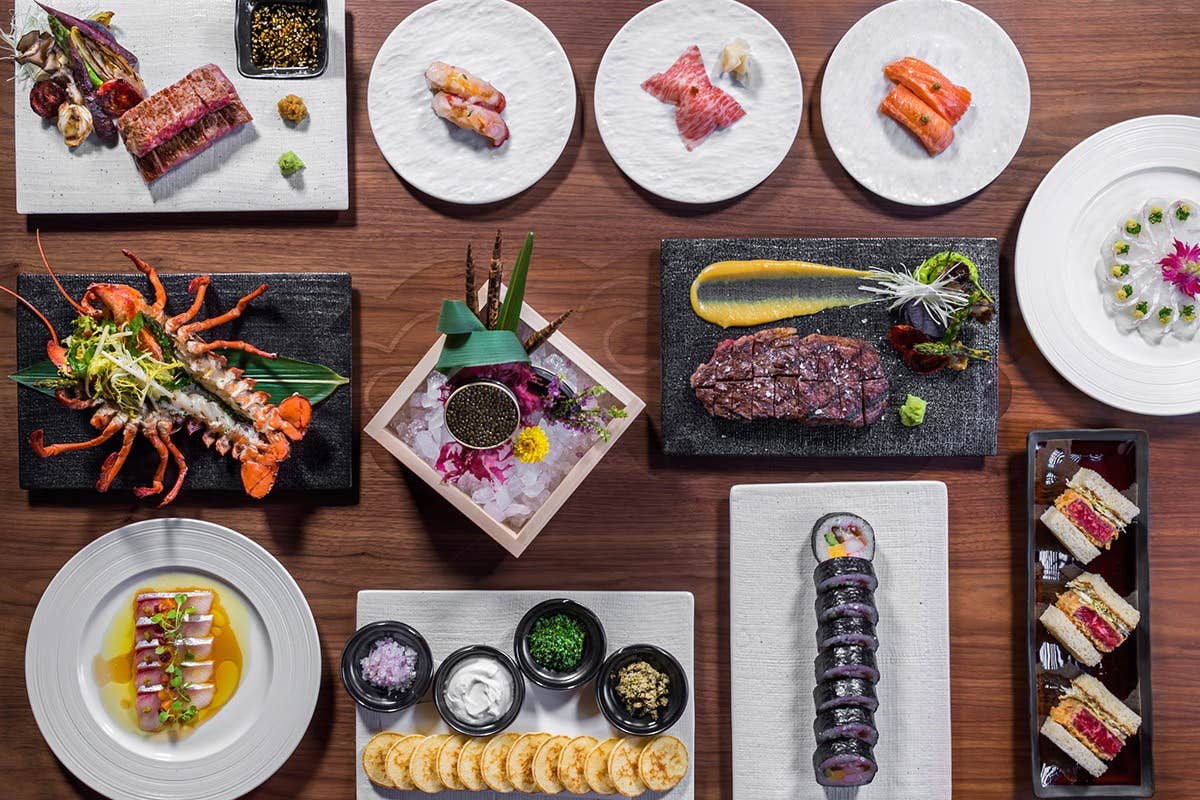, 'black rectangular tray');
660,237,999,457
15,271,353,495
1026,430,1154,797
